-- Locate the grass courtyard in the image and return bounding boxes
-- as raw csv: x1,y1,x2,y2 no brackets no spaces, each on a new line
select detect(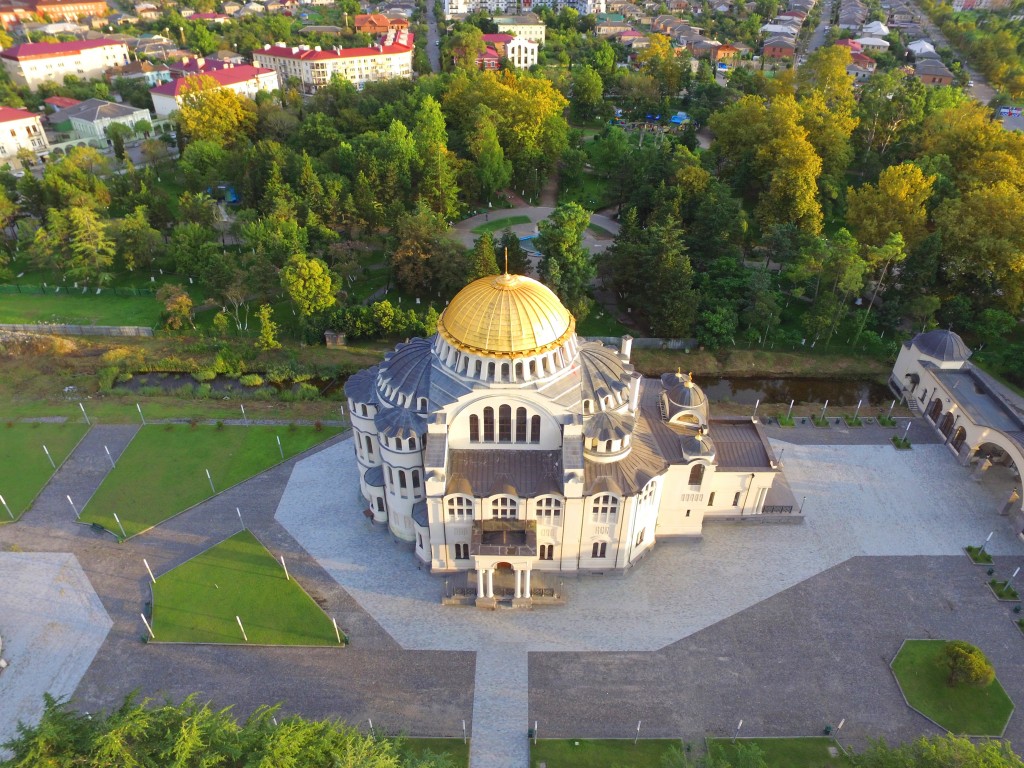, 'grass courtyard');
891,640,1014,736
470,215,531,235
706,737,852,767
0,292,163,327
531,739,684,767
80,423,341,538
398,738,469,767
0,422,90,521
151,530,340,645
